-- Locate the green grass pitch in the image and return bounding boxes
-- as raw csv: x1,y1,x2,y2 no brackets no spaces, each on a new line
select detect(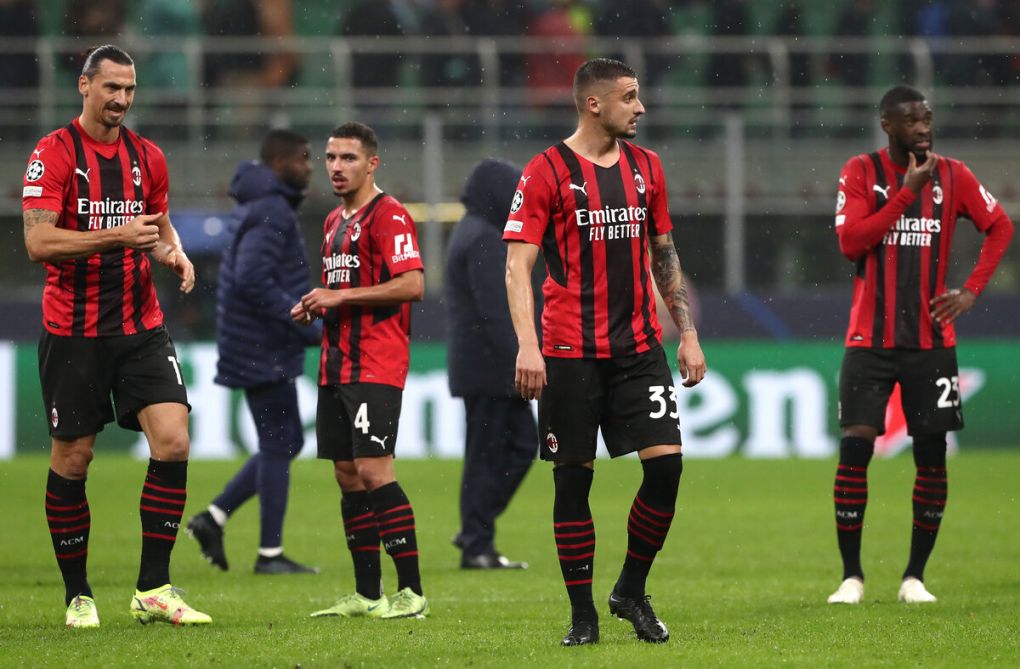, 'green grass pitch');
1,452,1018,667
